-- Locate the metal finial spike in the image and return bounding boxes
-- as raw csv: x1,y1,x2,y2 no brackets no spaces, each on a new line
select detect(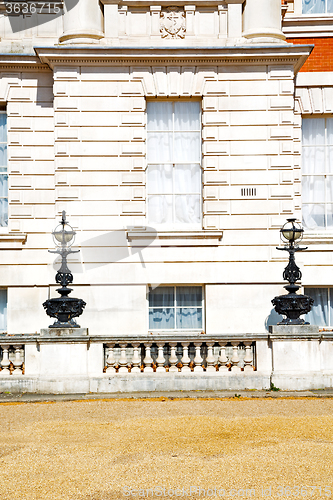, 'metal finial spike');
61,210,67,225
